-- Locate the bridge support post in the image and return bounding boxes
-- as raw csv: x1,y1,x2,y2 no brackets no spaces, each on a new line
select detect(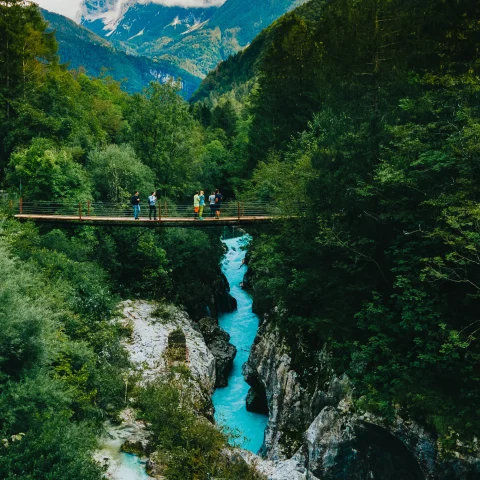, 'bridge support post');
87,200,91,216
158,203,162,222
19,198,23,214
238,202,241,221
78,202,82,221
